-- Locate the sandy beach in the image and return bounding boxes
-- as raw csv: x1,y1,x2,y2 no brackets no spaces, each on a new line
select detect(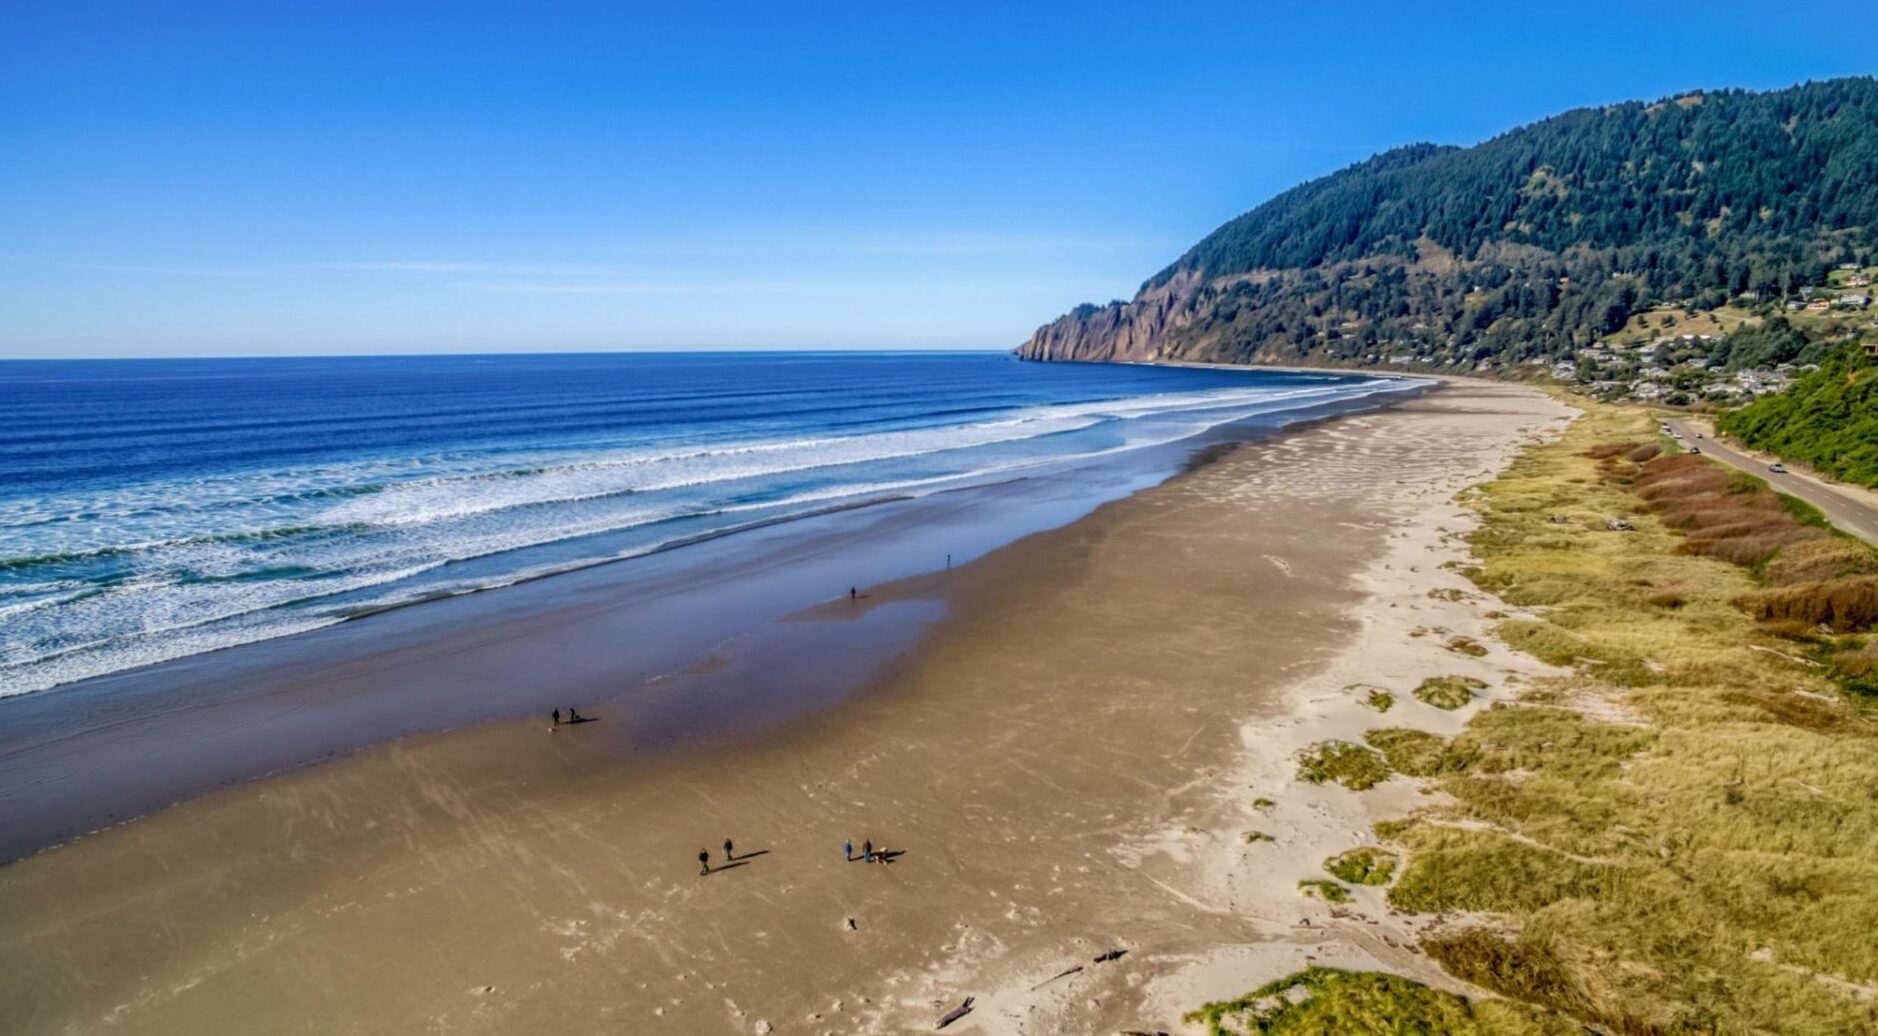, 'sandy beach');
0,380,1571,1034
